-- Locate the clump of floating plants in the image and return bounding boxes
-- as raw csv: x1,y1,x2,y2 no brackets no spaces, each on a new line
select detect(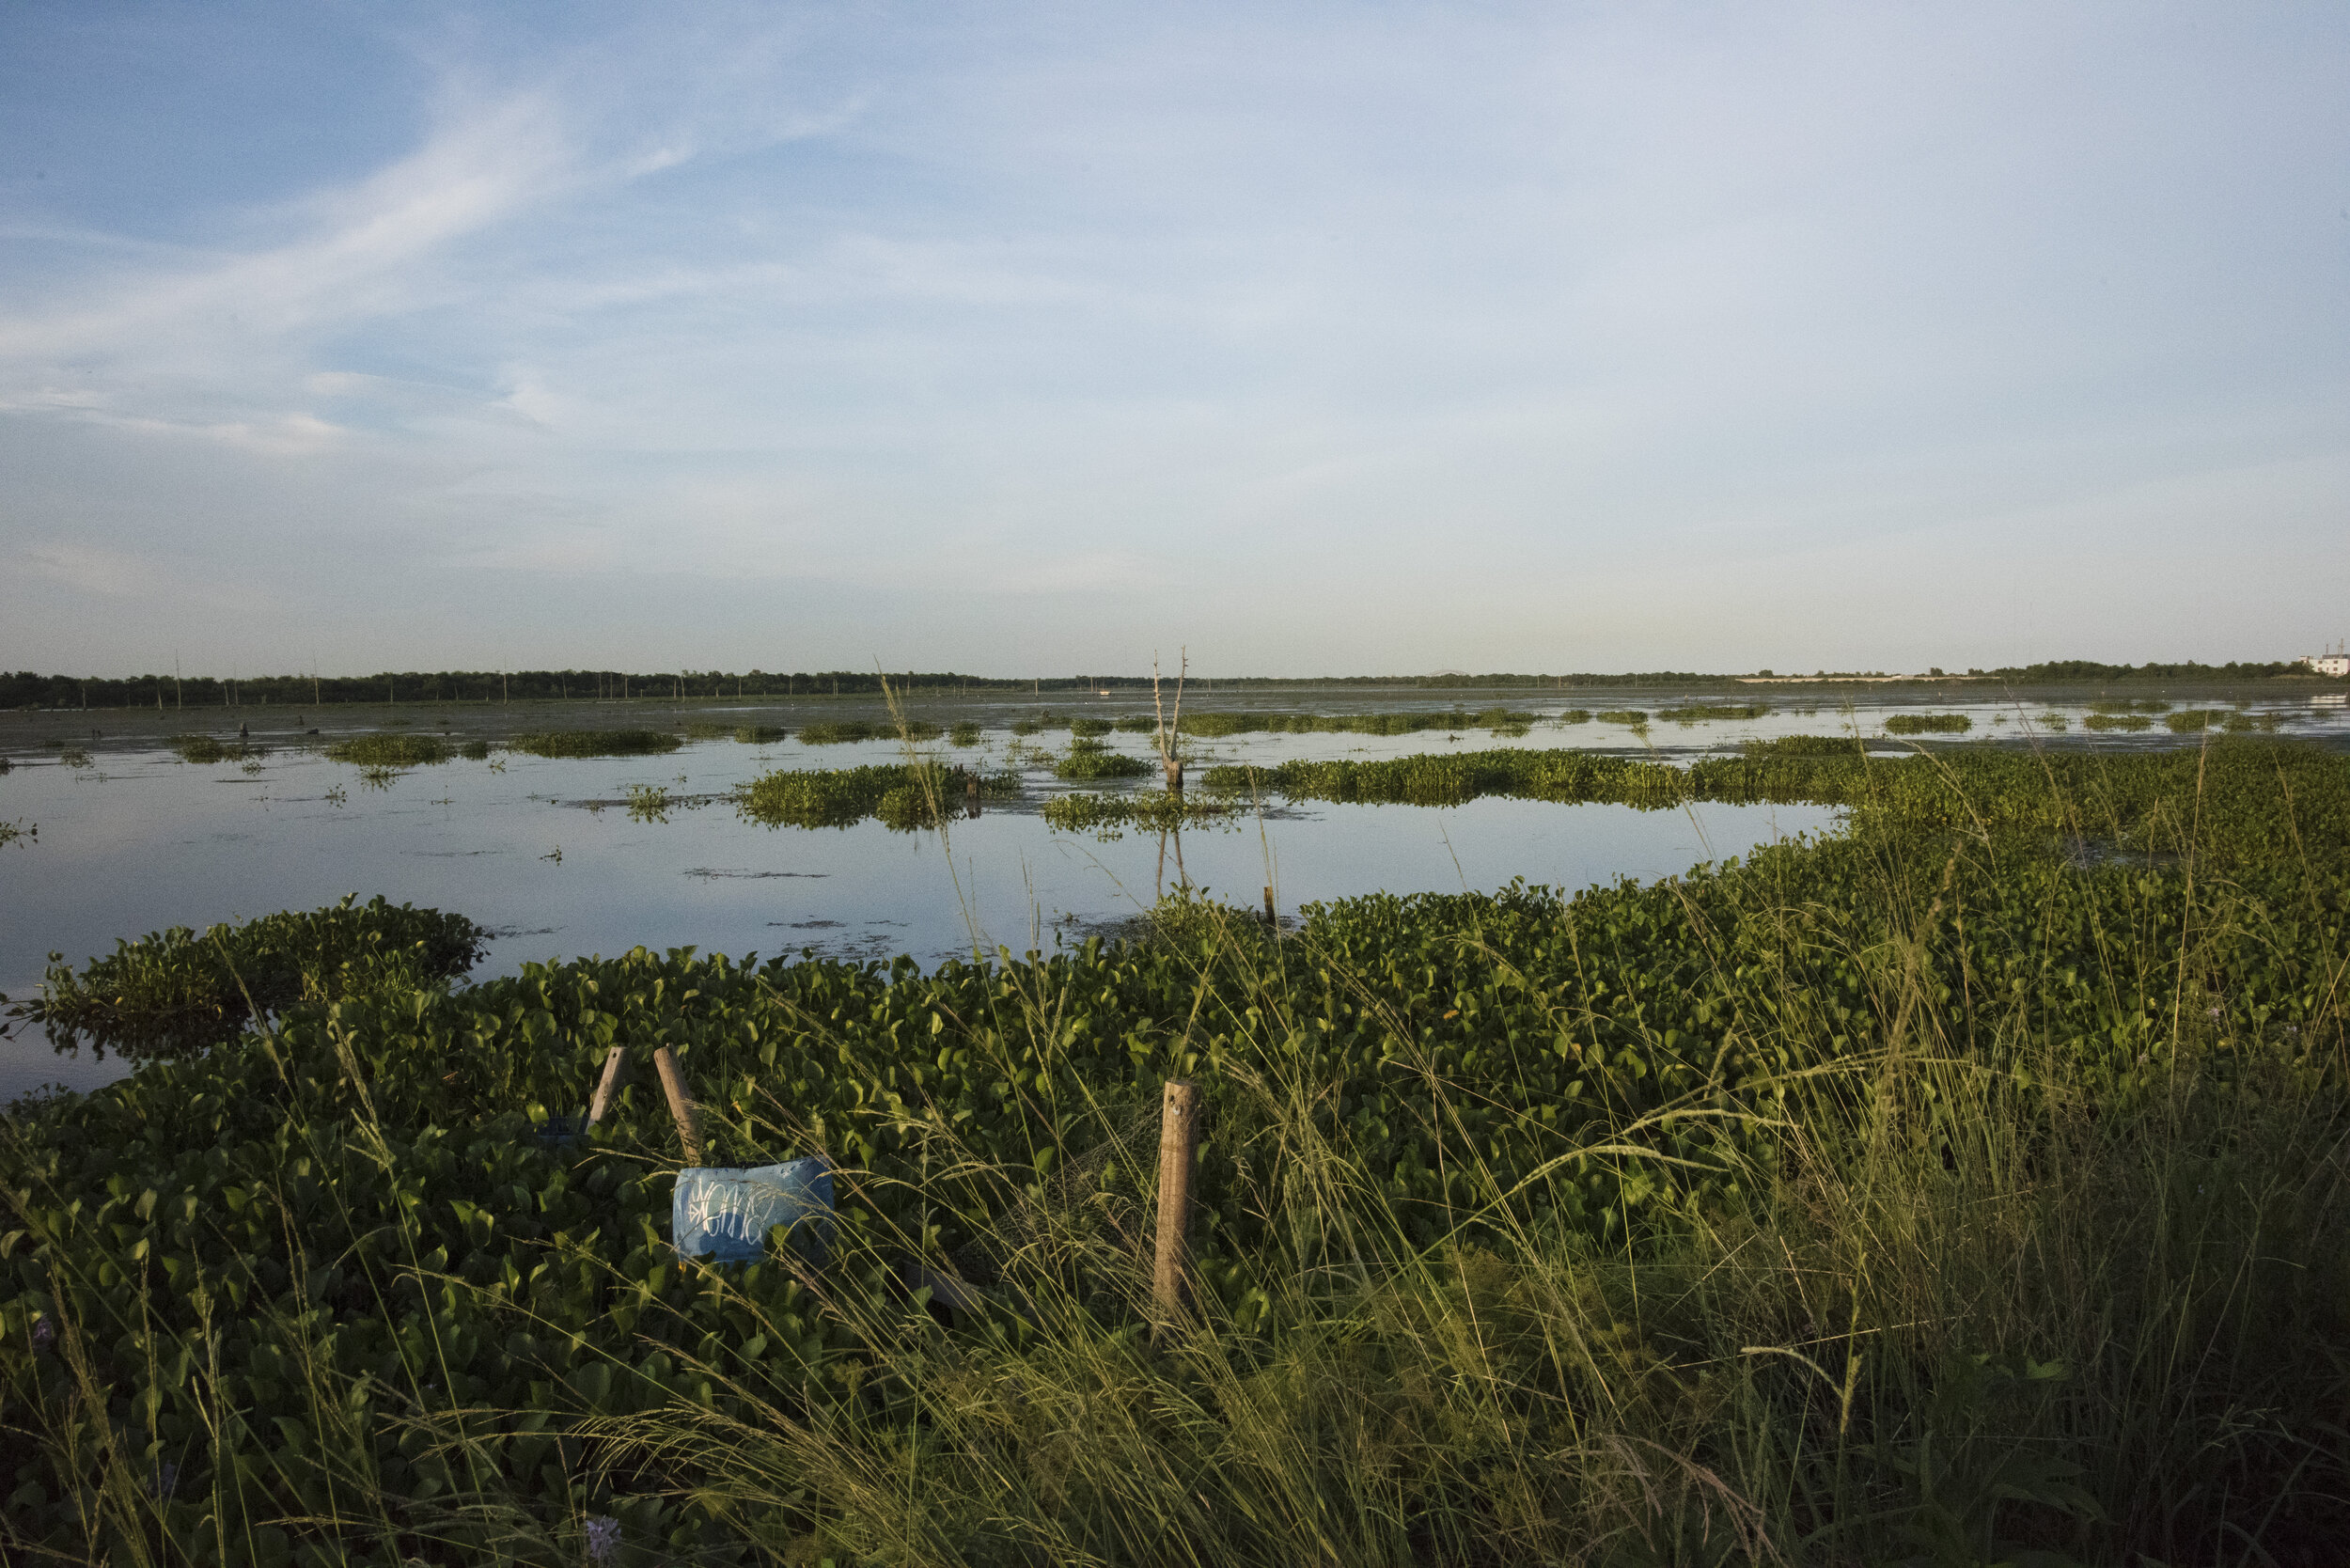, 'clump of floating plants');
1069,717,1114,738
56,746,94,770
738,761,1019,830
2224,710,2283,733
505,729,683,759
1554,709,1593,725
798,720,942,745
6,893,484,1058
460,739,492,760
2164,709,2227,733
2086,713,2154,732
1883,713,1972,735
948,722,982,746
1041,791,1245,840
0,819,33,848
1113,714,1159,733
1054,737,1152,781
2092,698,2170,714
167,734,267,765
1593,710,1648,726
1173,708,1534,739
734,725,787,744
1653,702,1770,722
326,732,451,765
2039,711,2071,729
